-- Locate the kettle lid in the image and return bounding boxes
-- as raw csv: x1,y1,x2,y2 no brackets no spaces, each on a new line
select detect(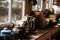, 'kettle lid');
1,27,11,33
